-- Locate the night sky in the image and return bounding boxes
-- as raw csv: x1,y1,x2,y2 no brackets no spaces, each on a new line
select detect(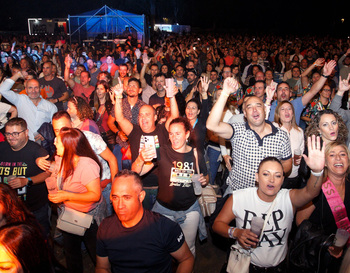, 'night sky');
0,0,349,37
